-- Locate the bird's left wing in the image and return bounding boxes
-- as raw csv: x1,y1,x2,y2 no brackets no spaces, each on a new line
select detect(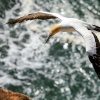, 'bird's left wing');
74,25,100,79
7,11,64,24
